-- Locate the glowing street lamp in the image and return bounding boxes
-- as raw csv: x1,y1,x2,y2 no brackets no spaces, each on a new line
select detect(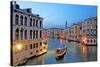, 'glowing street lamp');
15,43,23,51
